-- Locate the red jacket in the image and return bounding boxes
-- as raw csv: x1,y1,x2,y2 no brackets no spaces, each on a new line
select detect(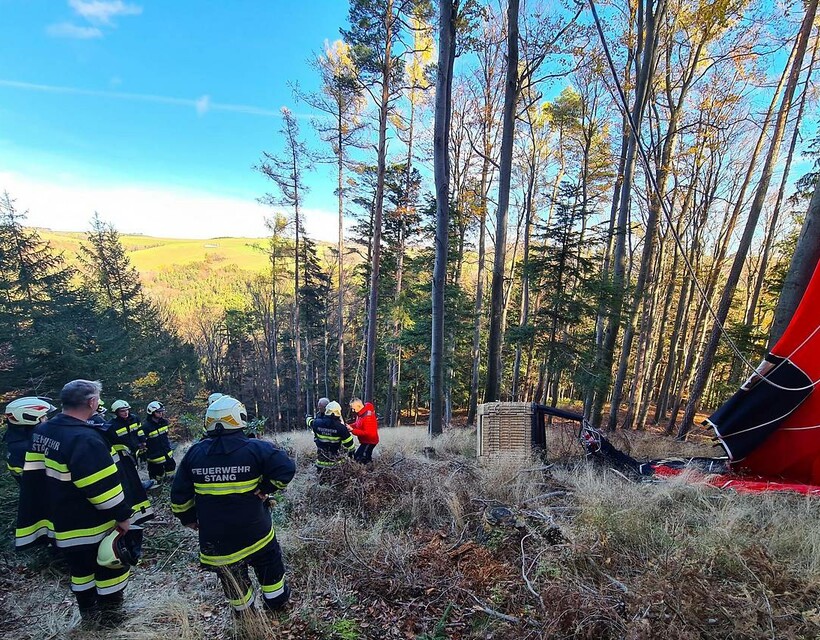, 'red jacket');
350,403,379,444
